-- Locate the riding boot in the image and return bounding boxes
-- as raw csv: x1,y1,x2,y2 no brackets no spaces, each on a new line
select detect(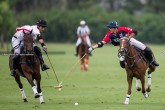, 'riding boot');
144,47,159,66
34,46,50,71
38,56,50,71
10,55,19,76
74,45,79,56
